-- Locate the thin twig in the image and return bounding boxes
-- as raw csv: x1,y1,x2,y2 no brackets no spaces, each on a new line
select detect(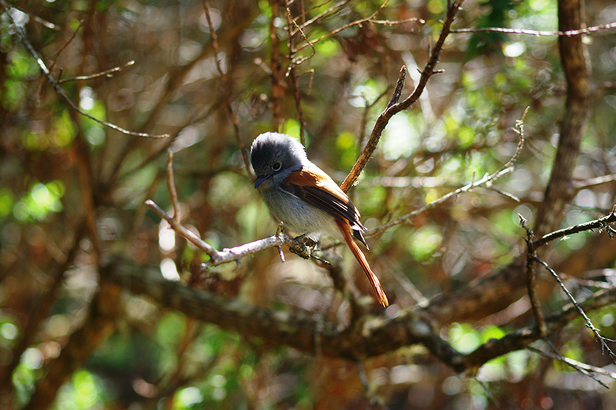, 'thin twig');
269,0,284,132
386,65,407,109
534,207,616,248
166,151,182,225
203,2,251,173
519,214,547,337
146,152,312,267
289,0,352,36
285,4,307,144
463,287,616,369
1,0,169,139
58,60,135,83
558,271,616,289
340,0,464,192
48,19,84,81
367,101,524,236
573,174,616,191
9,5,59,30
535,256,616,363
286,3,317,72
451,22,616,37
368,169,513,237
294,1,423,54
358,86,392,147
528,345,611,389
